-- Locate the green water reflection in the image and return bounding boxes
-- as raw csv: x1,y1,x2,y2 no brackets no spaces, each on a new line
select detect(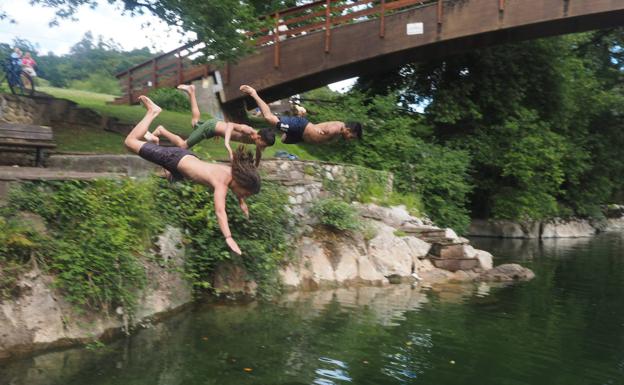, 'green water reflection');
2,233,624,385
